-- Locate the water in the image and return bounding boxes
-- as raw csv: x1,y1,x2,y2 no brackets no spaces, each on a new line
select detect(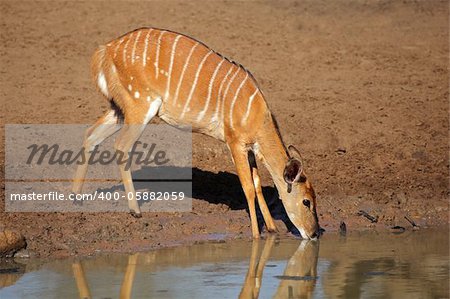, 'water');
0,229,448,299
